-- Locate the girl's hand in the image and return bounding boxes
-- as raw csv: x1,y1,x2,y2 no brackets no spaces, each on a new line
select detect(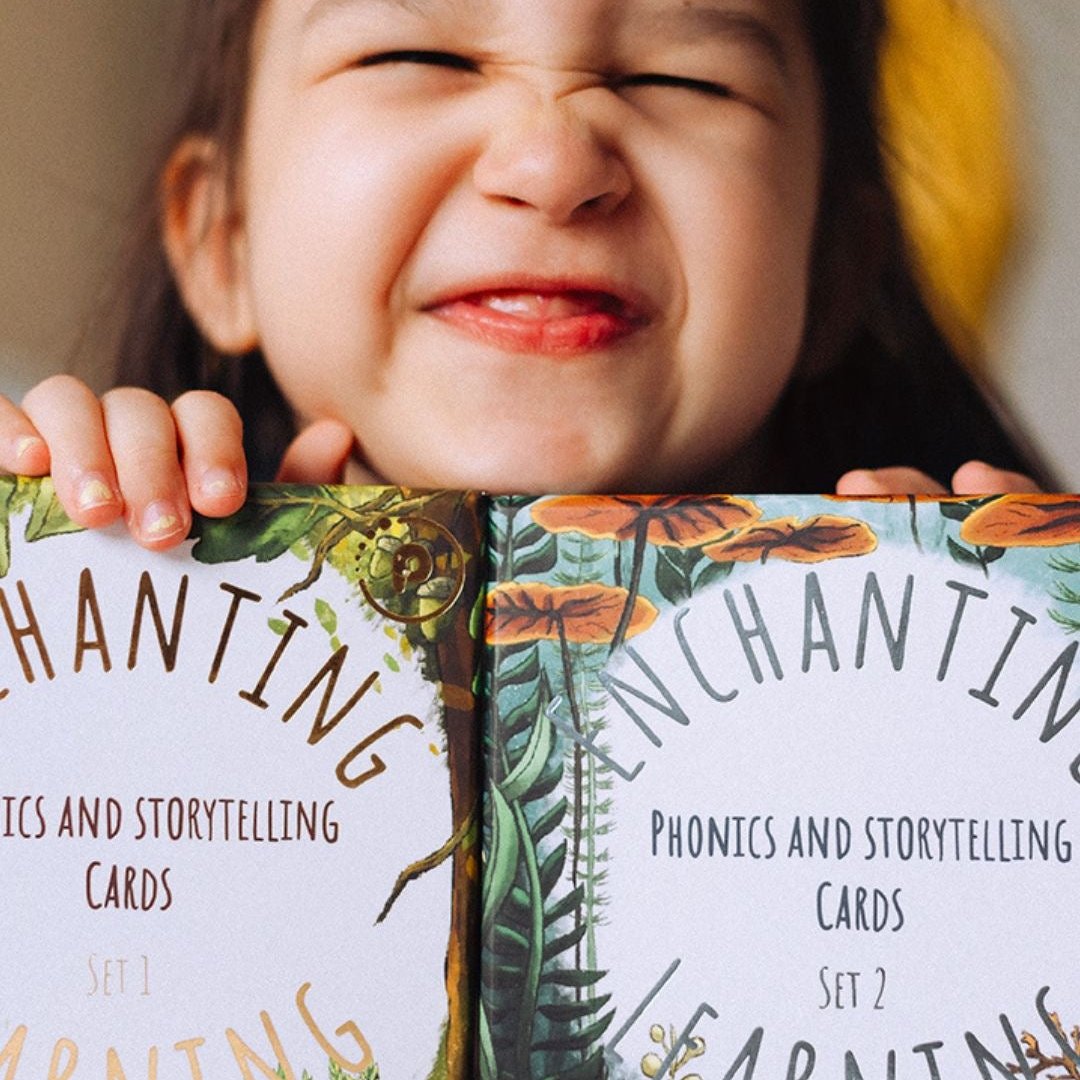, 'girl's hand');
0,375,249,550
835,461,1042,497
